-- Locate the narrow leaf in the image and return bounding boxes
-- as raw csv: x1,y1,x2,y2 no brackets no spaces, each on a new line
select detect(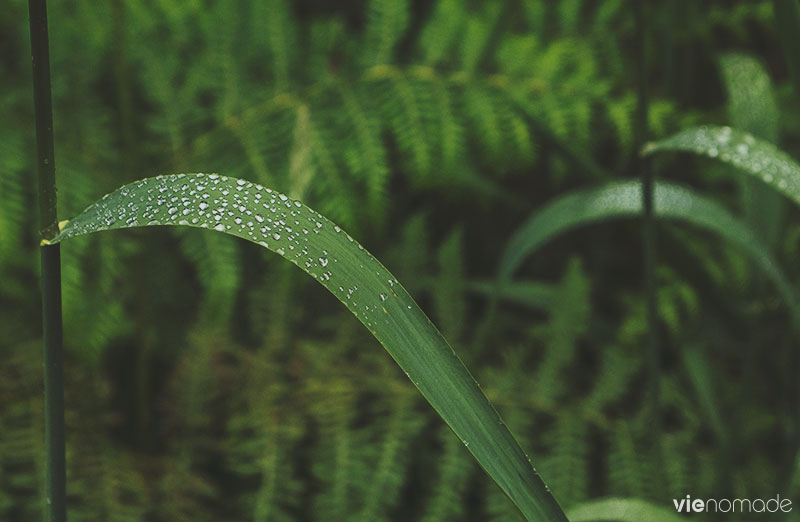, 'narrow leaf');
50,173,568,522
465,279,554,310
495,180,800,326
720,53,785,251
720,54,778,142
642,125,800,207
567,498,685,522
